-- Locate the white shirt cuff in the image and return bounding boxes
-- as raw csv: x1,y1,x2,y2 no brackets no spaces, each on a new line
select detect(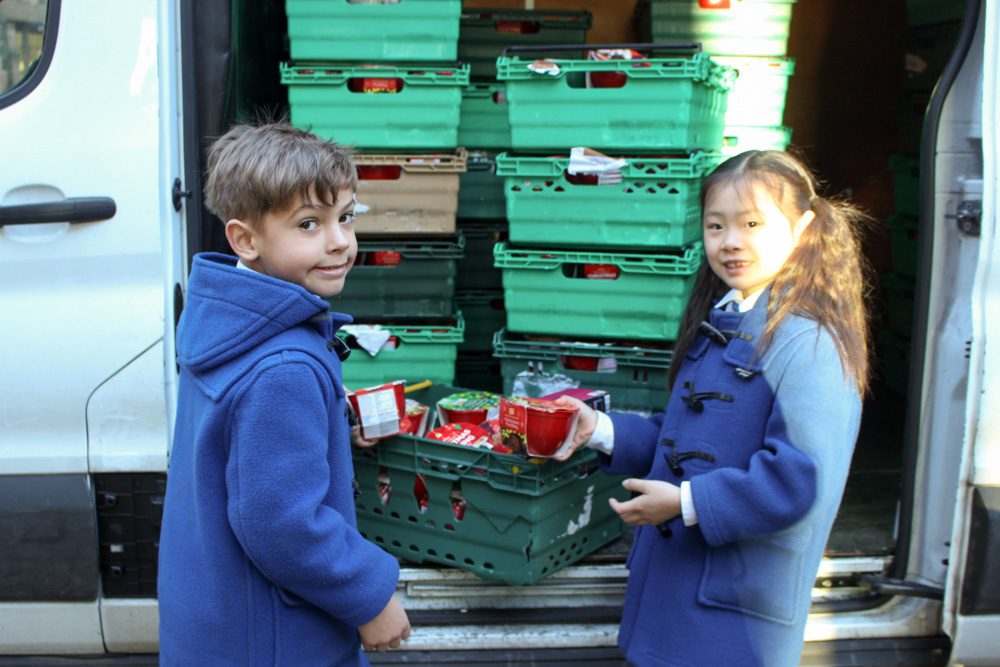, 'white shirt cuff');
681,481,699,526
585,410,616,456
